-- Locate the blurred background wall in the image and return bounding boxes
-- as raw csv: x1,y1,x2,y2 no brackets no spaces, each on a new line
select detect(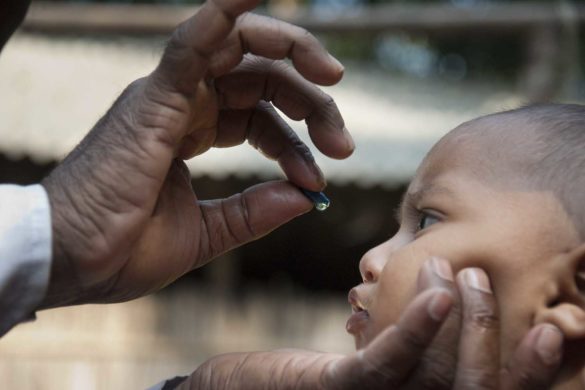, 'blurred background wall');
1,0,584,388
